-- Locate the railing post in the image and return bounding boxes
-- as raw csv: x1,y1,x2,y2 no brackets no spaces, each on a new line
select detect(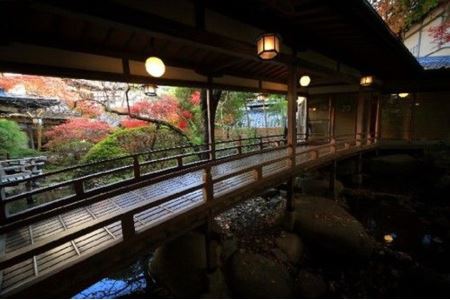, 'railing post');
356,133,362,146
121,214,136,240
203,166,213,202
176,156,183,168
237,135,242,155
74,180,84,197
0,186,7,223
330,138,336,154
253,165,263,181
311,149,319,160
25,181,33,205
133,155,140,179
259,136,264,150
